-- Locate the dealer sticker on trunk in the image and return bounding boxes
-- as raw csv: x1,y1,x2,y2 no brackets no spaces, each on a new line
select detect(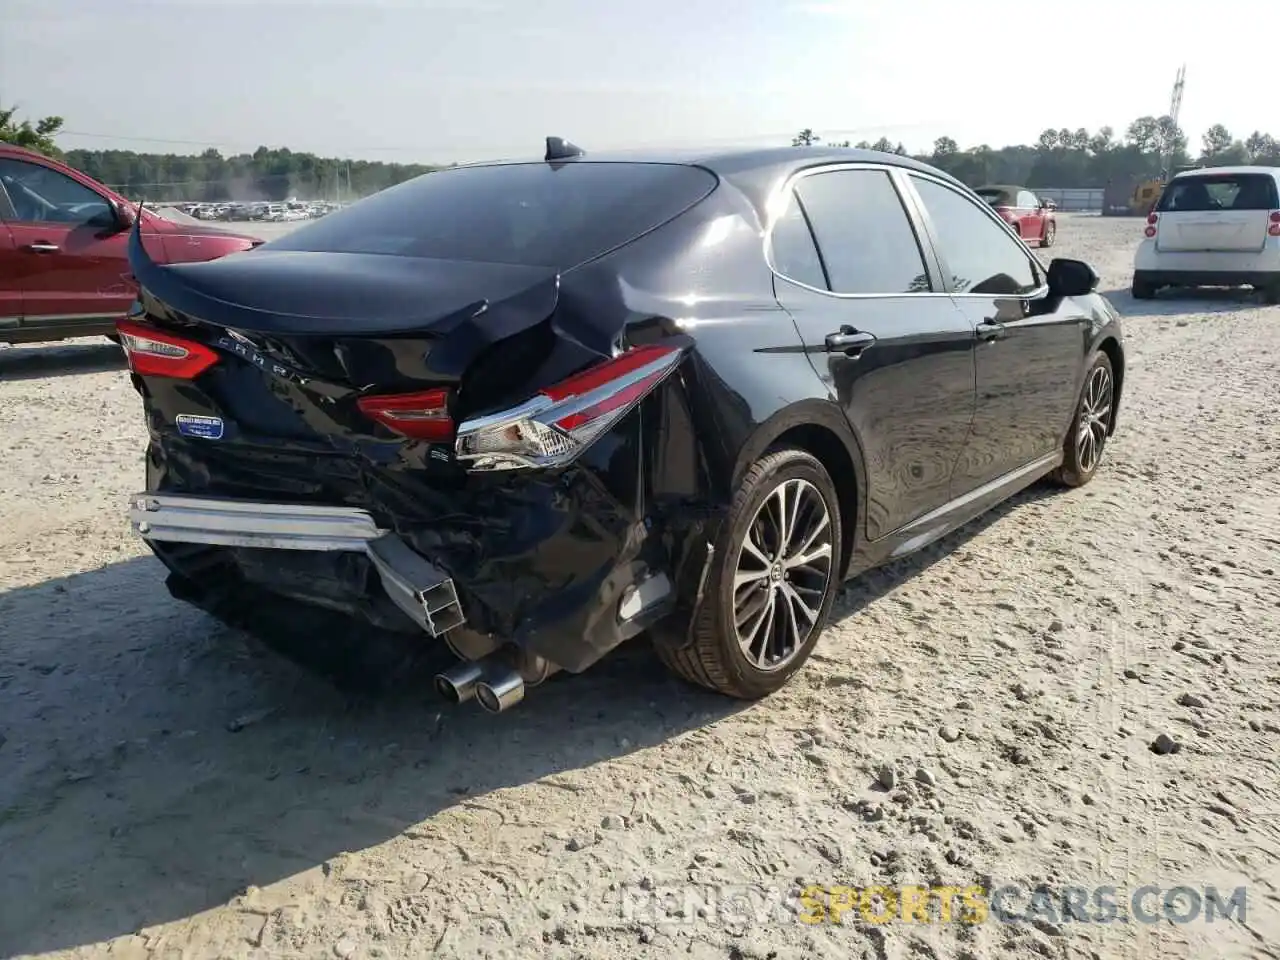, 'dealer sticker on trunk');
175,414,225,440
